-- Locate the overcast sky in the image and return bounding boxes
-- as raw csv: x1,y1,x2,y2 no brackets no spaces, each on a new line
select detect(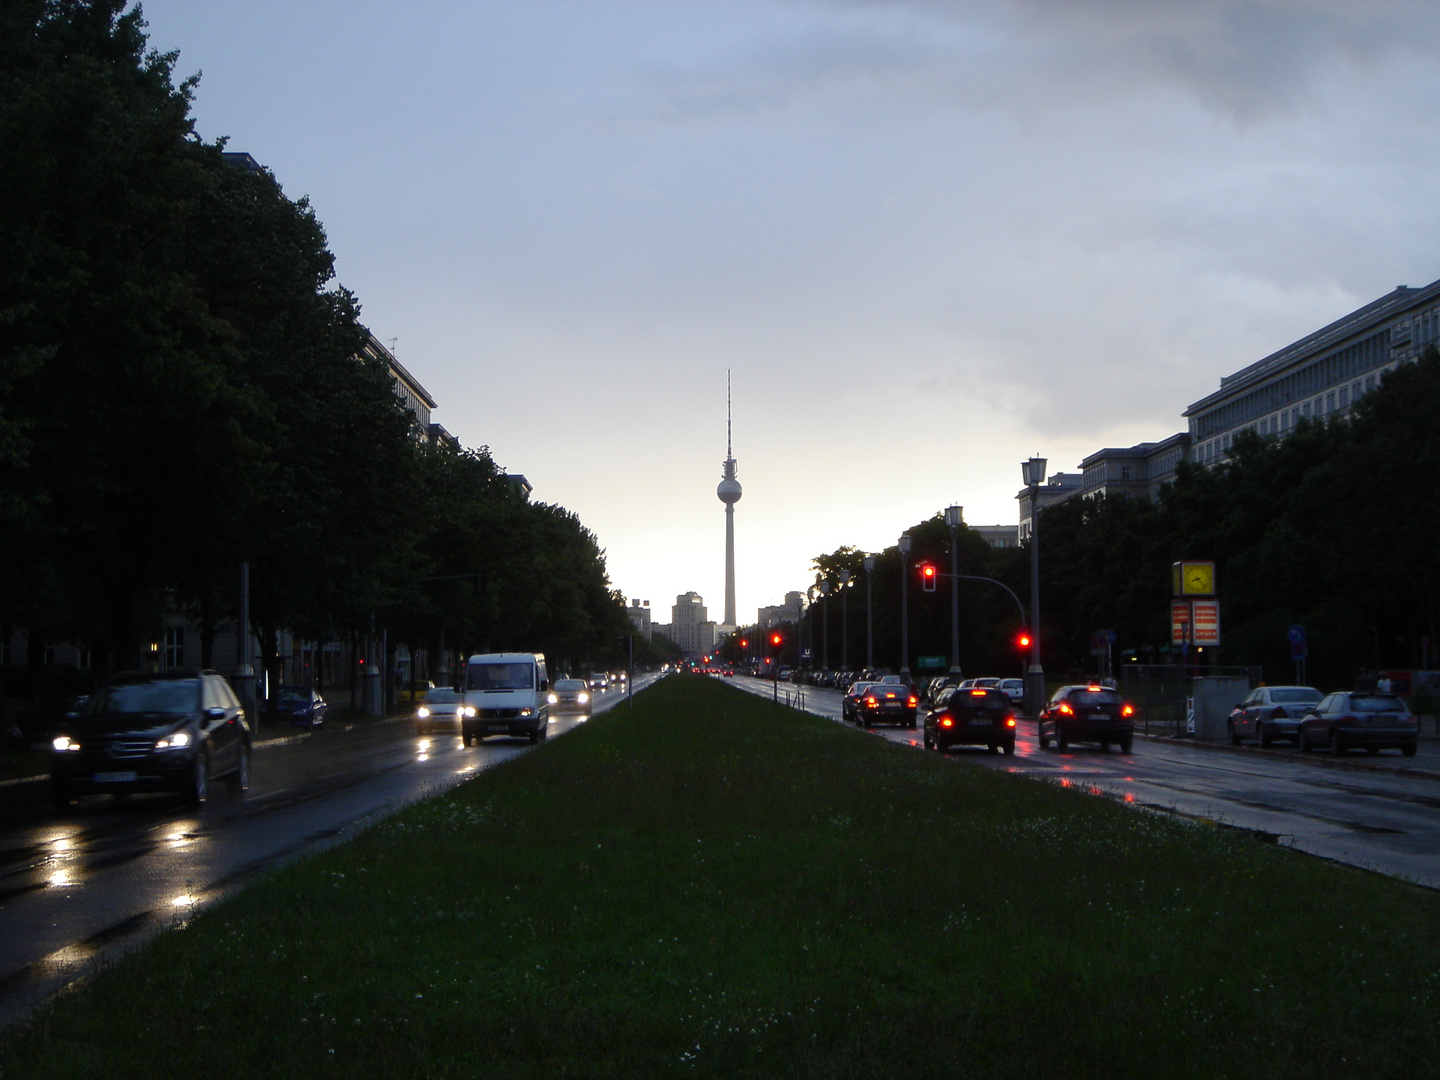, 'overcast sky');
139,0,1440,626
